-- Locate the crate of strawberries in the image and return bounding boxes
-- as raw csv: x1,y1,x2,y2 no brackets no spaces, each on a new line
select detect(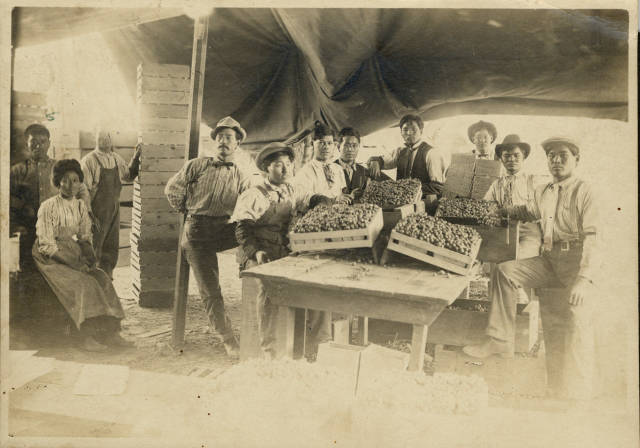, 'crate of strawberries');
434,197,518,263
289,203,383,252
359,178,424,229
387,213,482,275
